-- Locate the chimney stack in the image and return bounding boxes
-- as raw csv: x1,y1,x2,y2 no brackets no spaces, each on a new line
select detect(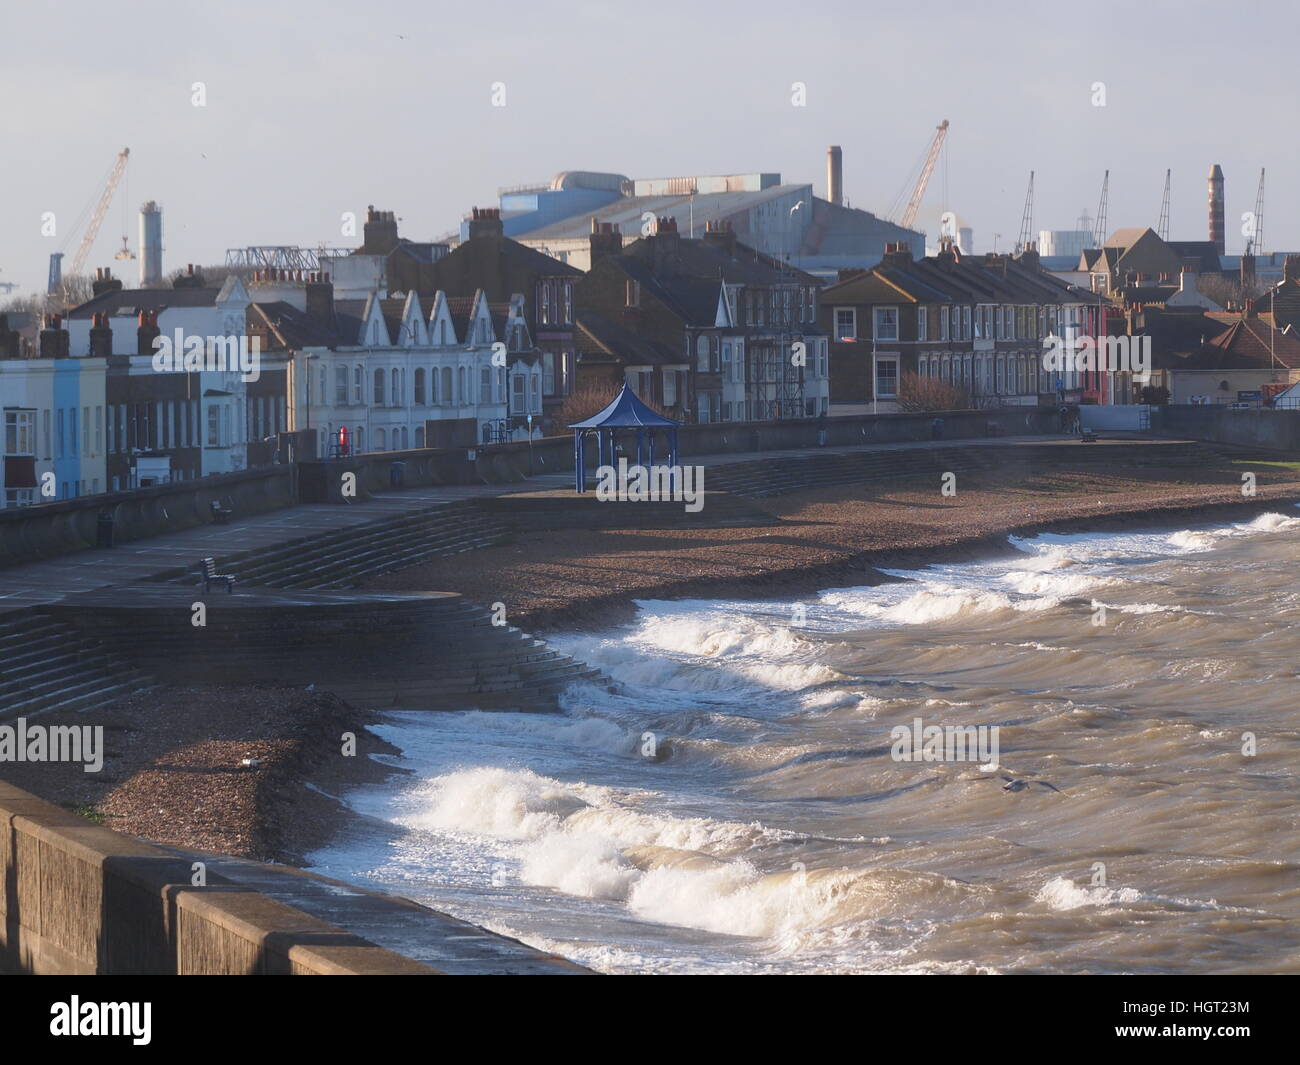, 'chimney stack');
305,273,335,324
1283,255,1300,284
466,206,505,241
1208,164,1225,256
137,310,160,356
89,312,114,356
588,218,624,264
0,315,18,360
701,219,737,256
362,205,401,254
650,216,681,275
827,145,843,207
39,314,70,358
92,267,123,297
